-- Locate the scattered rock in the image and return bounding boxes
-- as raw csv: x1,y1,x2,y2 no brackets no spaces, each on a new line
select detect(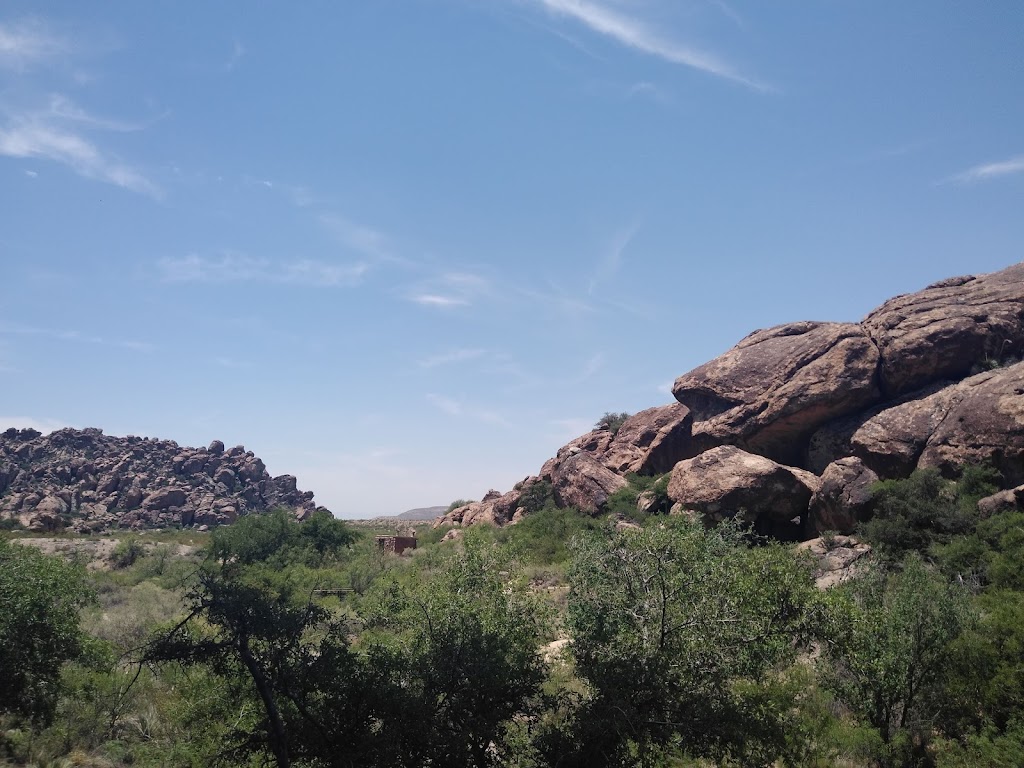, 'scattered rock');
797,535,872,589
